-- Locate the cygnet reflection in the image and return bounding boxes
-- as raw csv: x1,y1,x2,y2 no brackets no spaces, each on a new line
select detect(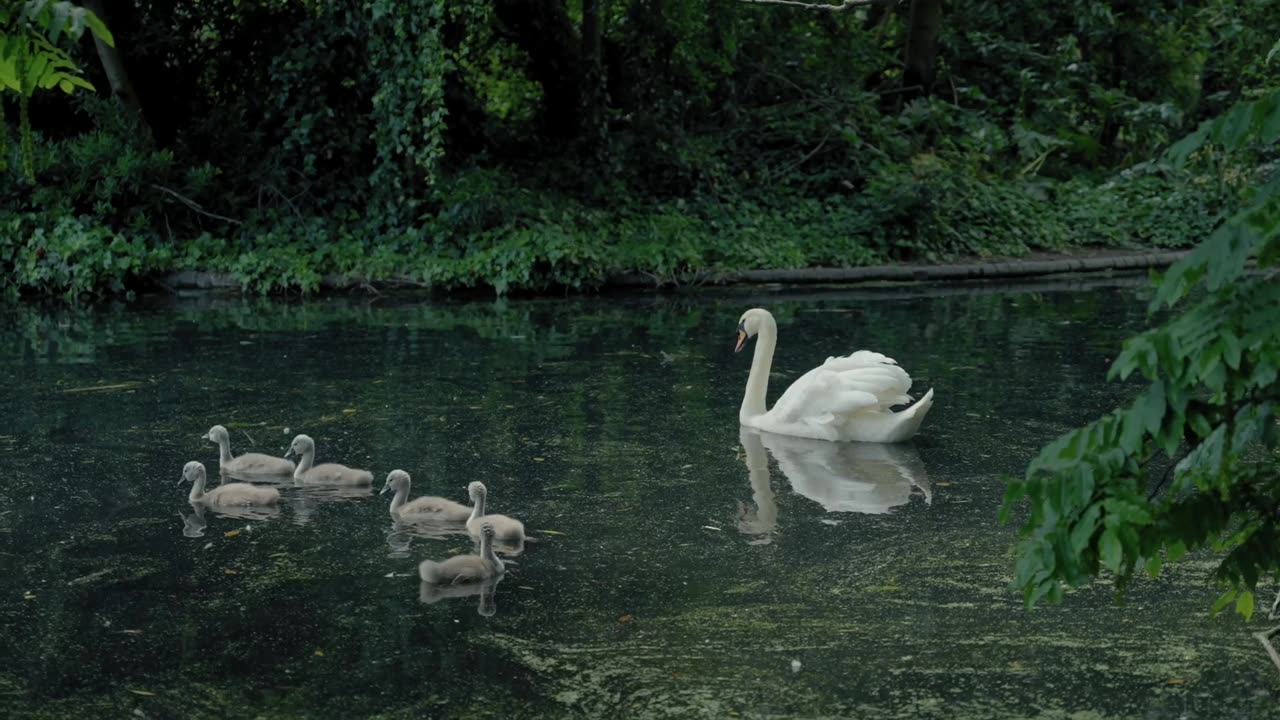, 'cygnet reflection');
178,505,208,538
385,517,461,559
736,426,778,544
743,427,931,517
177,498,277,537
288,483,373,525
418,574,504,617
203,503,283,523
